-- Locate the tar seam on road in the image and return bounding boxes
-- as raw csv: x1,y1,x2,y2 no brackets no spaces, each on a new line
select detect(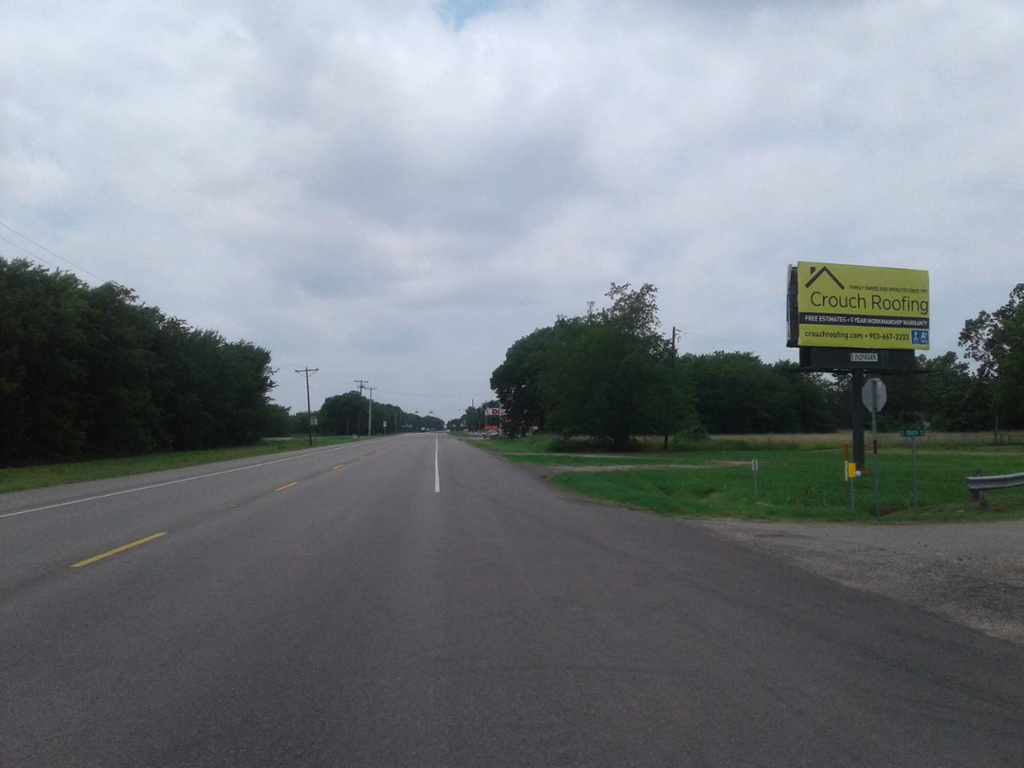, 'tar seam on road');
434,435,440,493
71,532,167,568
275,482,298,492
0,442,362,521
